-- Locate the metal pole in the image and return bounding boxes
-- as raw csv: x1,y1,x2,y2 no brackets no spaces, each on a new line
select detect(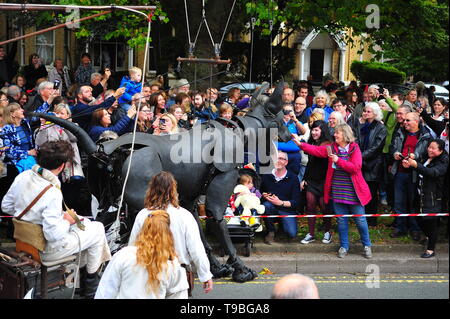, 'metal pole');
0,11,111,46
